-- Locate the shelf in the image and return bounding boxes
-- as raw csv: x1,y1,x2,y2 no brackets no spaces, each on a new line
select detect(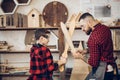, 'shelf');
113,50,120,52
110,26,120,29
0,50,59,54
75,26,120,29
0,74,29,76
0,71,60,76
0,26,120,31
0,49,120,53
0,27,59,30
